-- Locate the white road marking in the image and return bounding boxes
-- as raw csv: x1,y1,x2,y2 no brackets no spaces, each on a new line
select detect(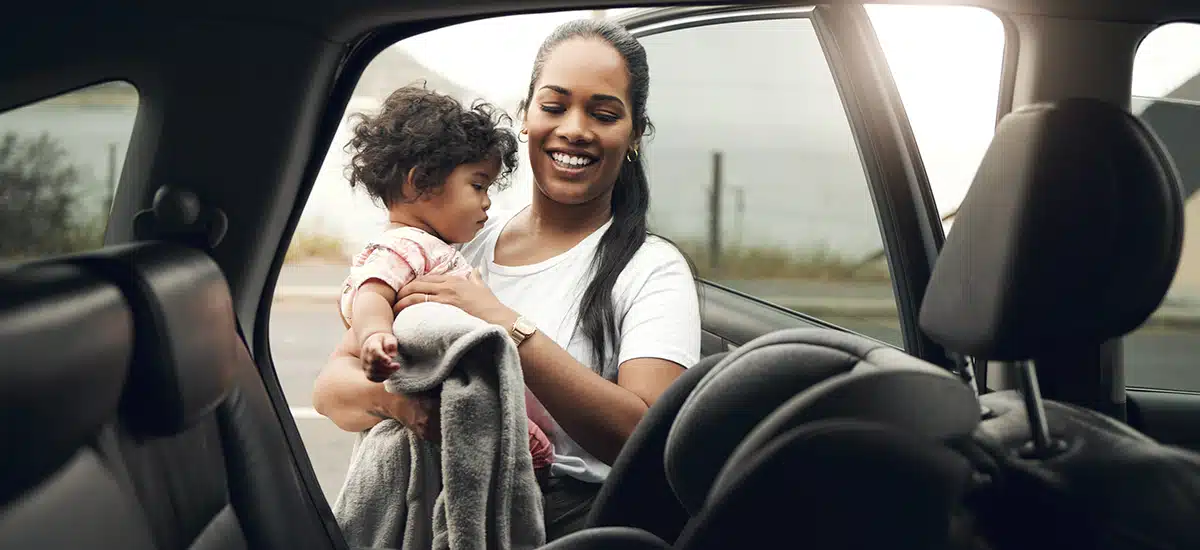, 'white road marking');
290,407,326,420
